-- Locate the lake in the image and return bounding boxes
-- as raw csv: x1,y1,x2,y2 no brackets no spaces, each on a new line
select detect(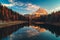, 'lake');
1,24,60,40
